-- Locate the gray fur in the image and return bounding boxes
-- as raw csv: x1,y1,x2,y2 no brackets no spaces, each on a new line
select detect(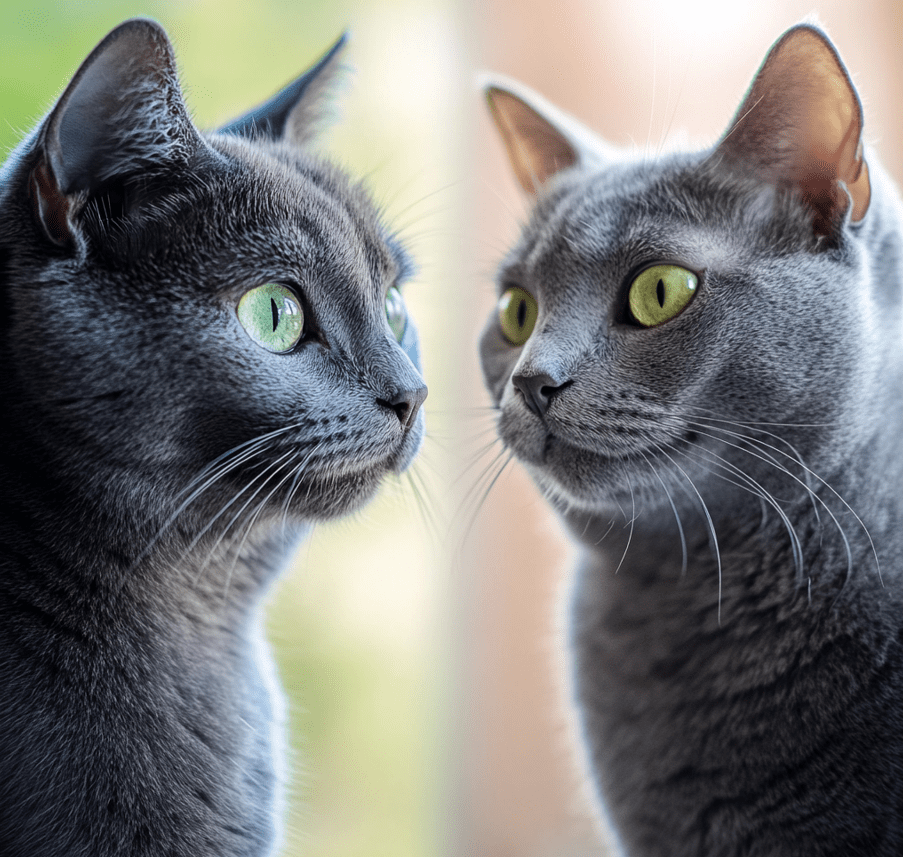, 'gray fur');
0,18,425,857
482,25,903,856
